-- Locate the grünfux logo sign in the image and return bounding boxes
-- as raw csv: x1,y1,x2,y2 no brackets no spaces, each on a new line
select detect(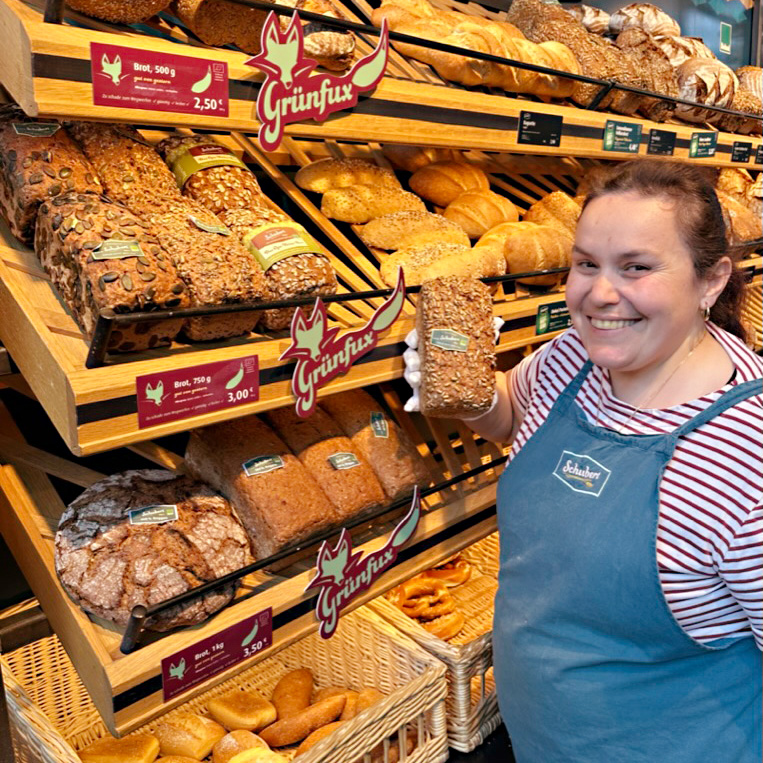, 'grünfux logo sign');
553,450,611,497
